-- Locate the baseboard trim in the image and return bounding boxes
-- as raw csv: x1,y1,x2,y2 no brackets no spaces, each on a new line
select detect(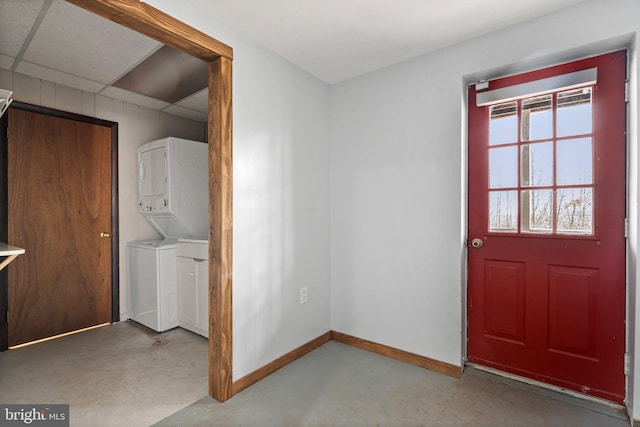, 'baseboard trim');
231,330,462,397
331,330,462,379
231,331,332,396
